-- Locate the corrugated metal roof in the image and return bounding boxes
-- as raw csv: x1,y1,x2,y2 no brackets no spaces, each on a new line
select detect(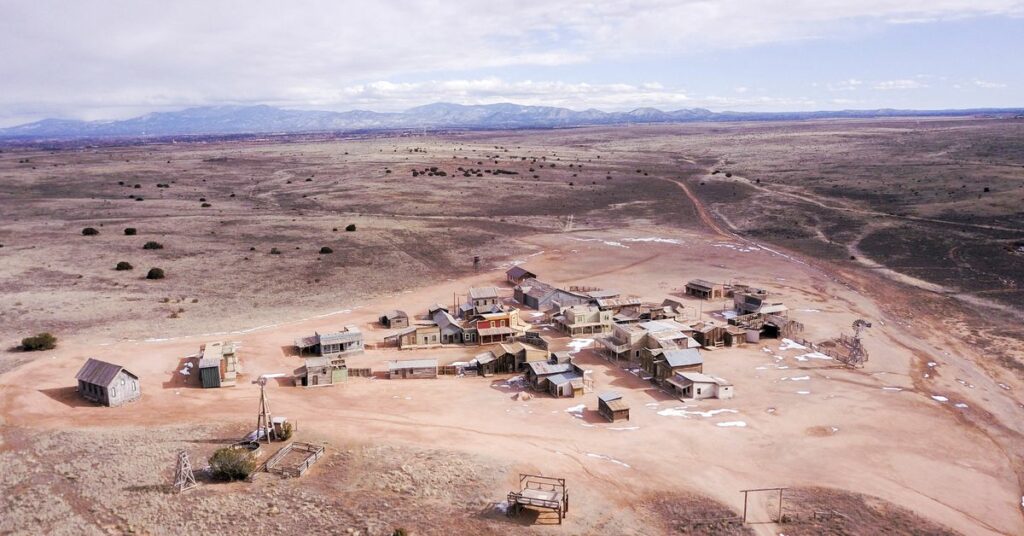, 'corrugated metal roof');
474,351,497,365
598,391,622,402
686,279,720,290
469,287,499,299
387,359,438,371
548,372,582,386
506,265,534,278
75,358,134,386
383,310,408,320
662,348,703,368
318,327,362,344
527,361,574,376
